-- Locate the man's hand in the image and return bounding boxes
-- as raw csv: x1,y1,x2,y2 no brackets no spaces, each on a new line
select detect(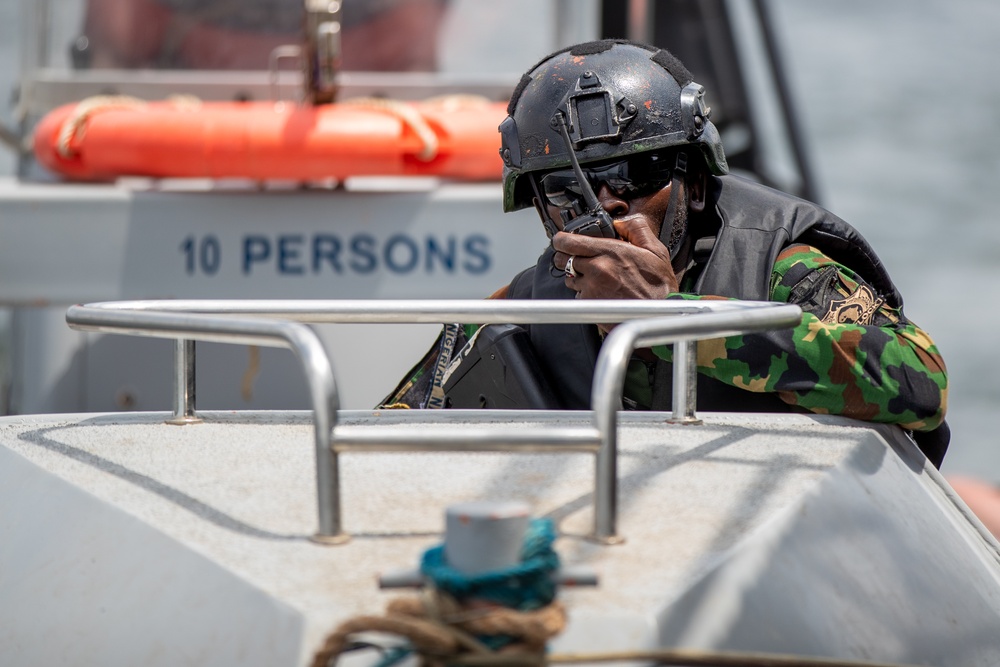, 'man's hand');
552,217,679,300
